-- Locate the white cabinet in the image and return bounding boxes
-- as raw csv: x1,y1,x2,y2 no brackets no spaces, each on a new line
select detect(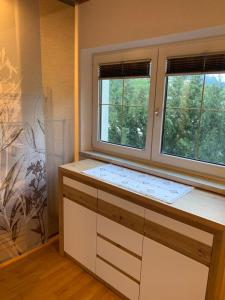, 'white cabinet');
140,237,209,300
63,197,97,272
